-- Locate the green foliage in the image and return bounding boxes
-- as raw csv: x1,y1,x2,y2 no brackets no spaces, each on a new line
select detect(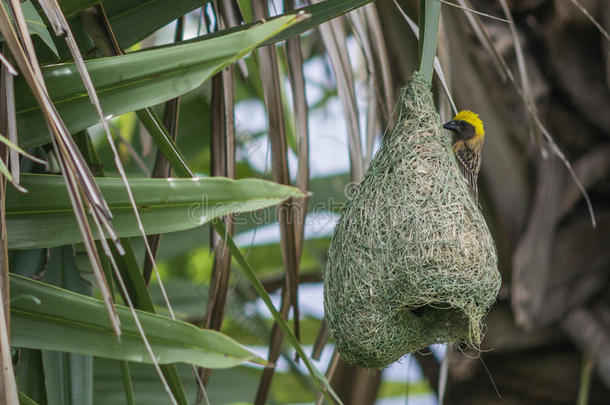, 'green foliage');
7,174,303,249
5,0,406,403
16,15,301,148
